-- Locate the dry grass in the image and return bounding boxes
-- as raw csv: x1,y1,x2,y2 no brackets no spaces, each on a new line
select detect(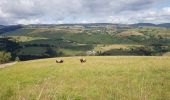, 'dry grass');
0,56,170,100
8,36,48,42
163,52,170,56
117,31,144,37
93,44,142,51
